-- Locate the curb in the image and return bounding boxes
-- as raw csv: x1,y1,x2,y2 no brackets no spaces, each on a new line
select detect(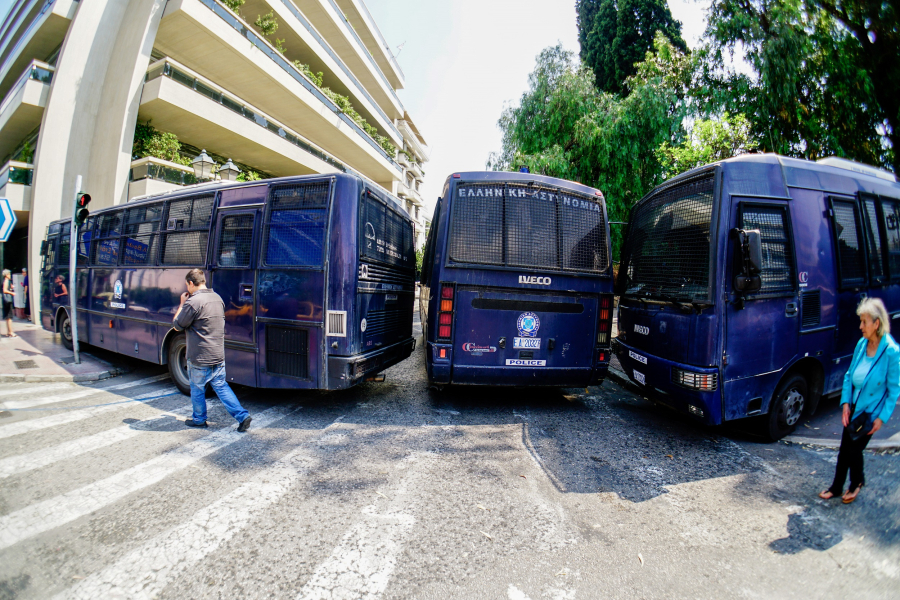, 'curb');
784,435,900,450
606,365,643,395
0,367,123,384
